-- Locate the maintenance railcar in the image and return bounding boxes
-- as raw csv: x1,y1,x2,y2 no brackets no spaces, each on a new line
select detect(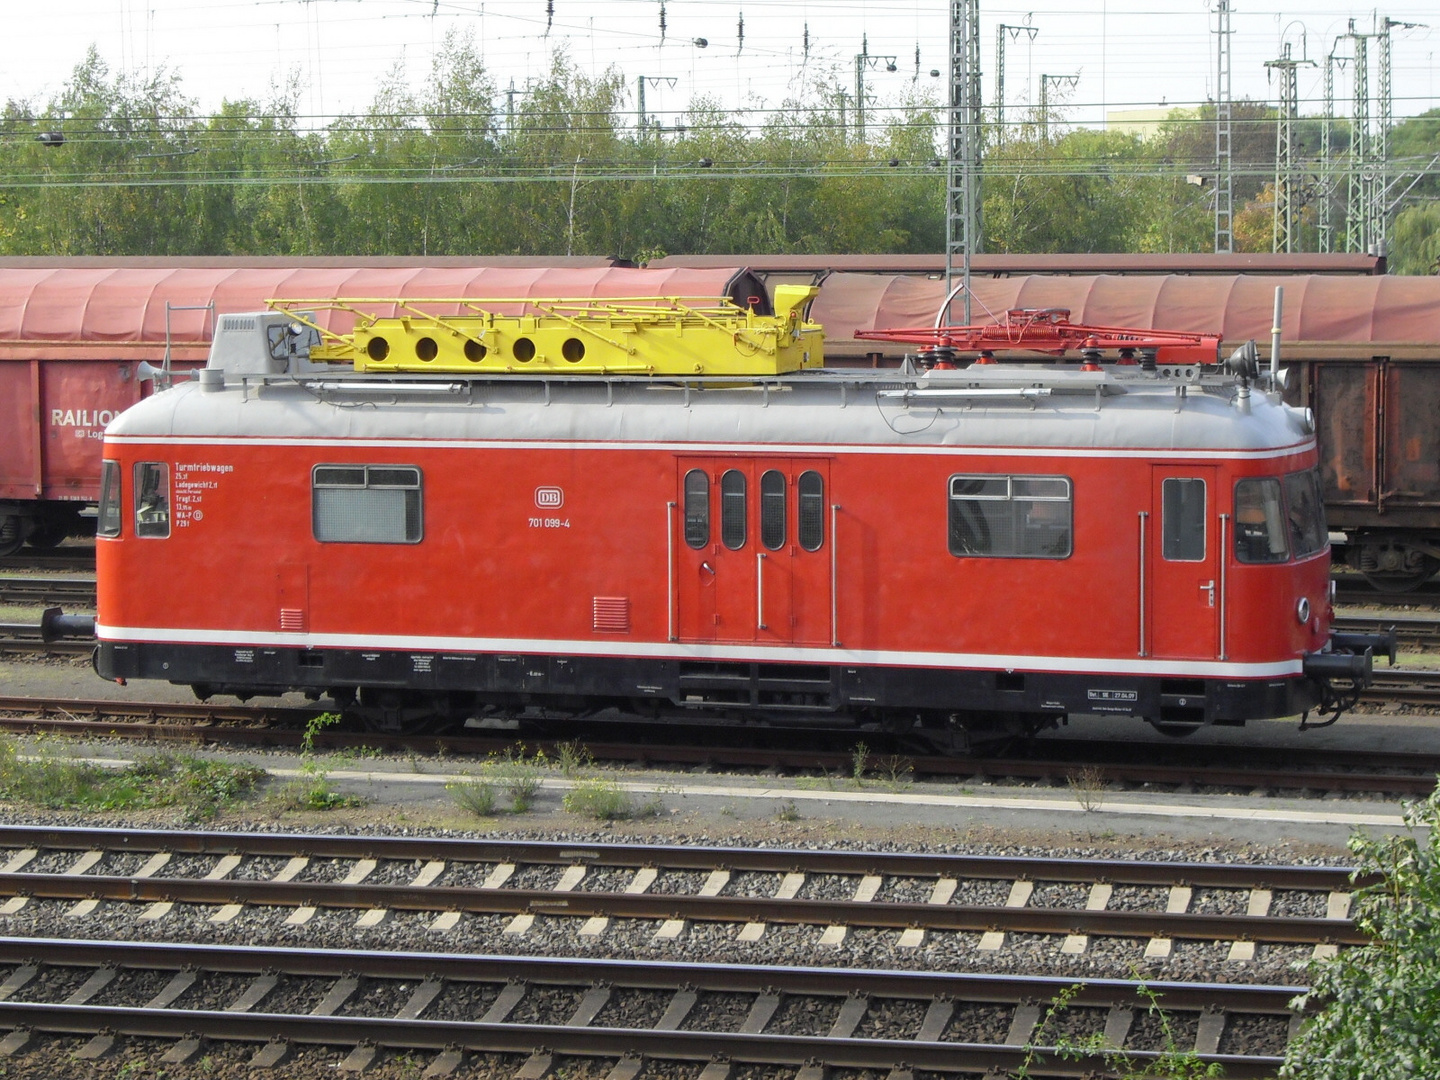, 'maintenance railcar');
89,299,1384,743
